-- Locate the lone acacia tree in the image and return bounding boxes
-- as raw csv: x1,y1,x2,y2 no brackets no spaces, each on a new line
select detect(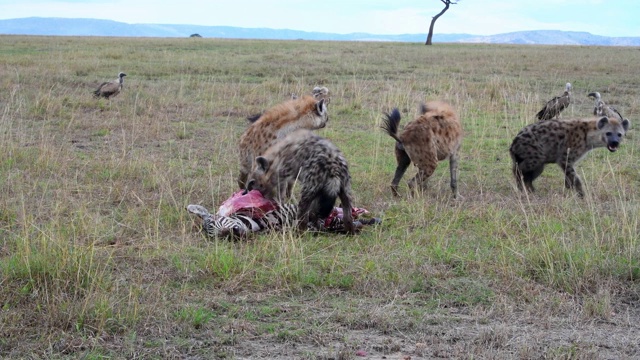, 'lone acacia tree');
425,0,459,45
